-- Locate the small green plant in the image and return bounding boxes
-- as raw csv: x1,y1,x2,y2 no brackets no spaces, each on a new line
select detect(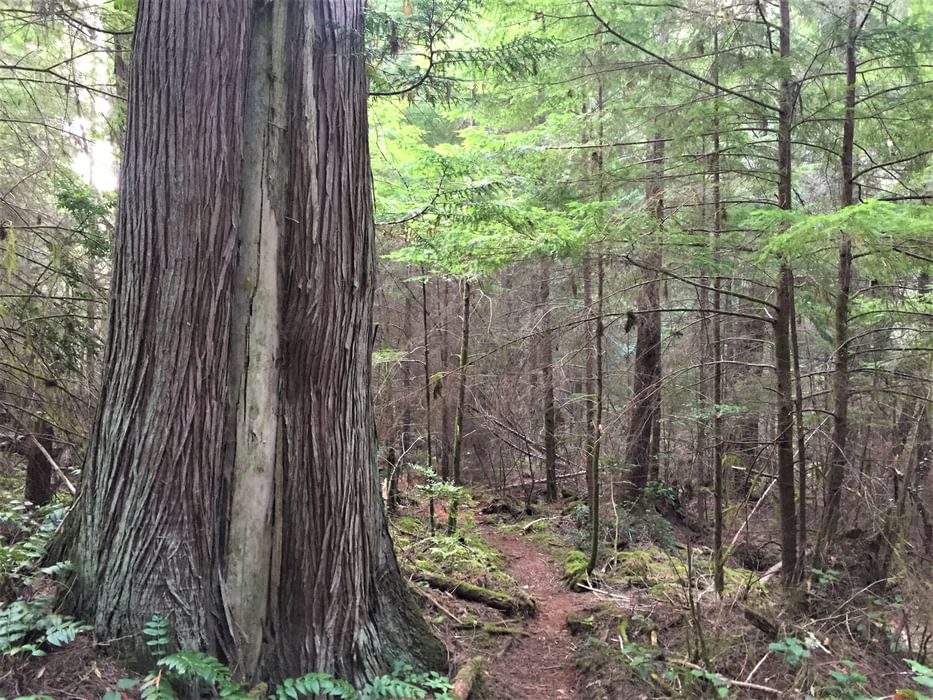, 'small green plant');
688,667,732,698
570,502,589,529
144,612,172,657
410,465,466,536
0,597,90,656
905,658,933,698
613,503,674,549
810,567,841,588
612,637,733,697
822,660,868,700
569,502,591,550
643,480,676,508
769,634,820,667
0,503,68,583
